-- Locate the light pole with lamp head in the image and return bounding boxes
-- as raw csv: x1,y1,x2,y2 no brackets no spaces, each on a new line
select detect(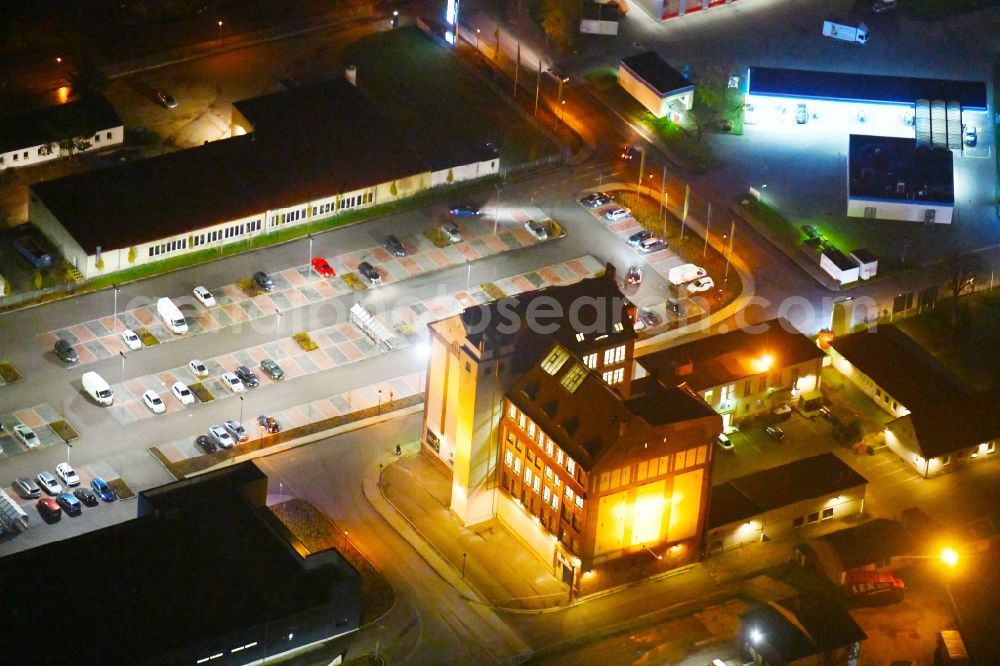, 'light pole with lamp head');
239,395,245,426
111,283,120,333
119,350,126,384
377,389,383,415
217,20,223,45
